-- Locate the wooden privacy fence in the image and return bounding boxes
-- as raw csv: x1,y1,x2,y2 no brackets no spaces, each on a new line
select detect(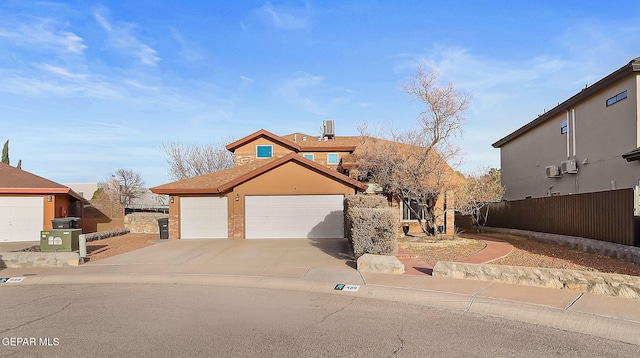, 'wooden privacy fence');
486,188,639,247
